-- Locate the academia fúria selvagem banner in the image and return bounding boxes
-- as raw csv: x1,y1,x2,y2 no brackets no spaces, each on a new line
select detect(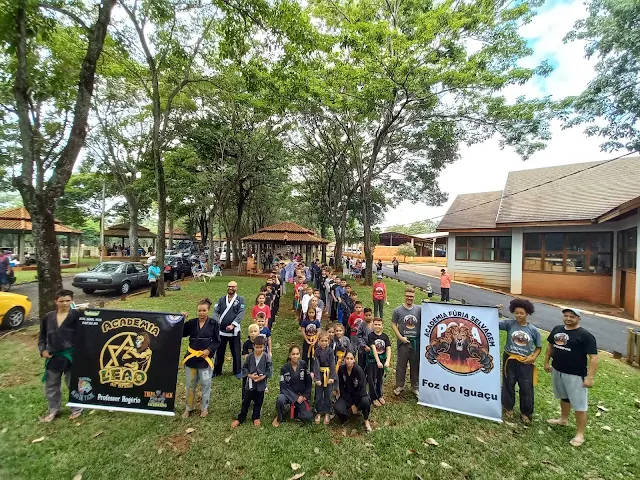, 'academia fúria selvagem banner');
418,302,502,422
67,309,185,416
